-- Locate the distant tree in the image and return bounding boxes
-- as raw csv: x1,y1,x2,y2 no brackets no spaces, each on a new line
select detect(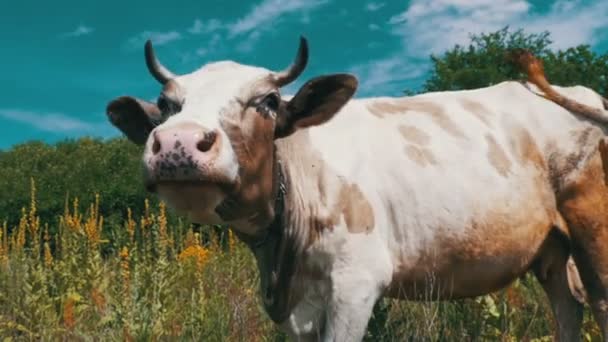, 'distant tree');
0,138,157,230
414,26,608,96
